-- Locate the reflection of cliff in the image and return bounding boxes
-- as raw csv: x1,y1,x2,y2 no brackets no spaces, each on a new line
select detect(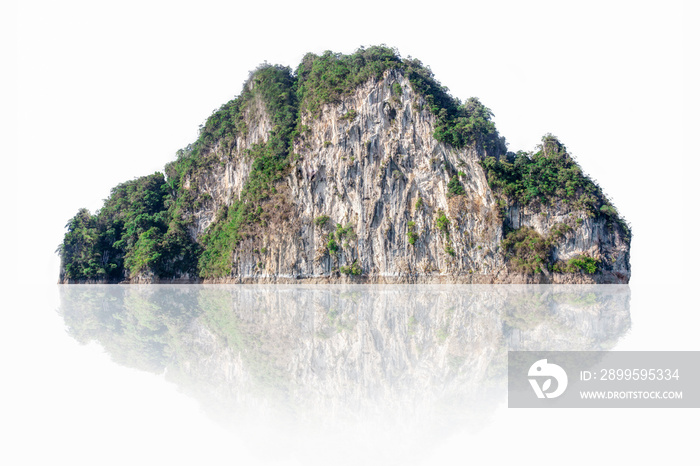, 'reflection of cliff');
59,285,630,429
